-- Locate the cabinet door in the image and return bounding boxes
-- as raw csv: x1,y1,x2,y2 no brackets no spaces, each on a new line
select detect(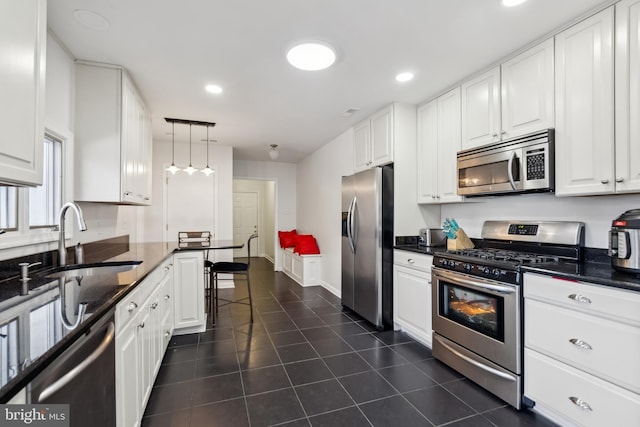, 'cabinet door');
393,264,432,347
615,0,640,193
501,39,554,139
353,120,370,172
137,306,152,410
370,105,394,167
160,265,175,351
555,8,614,196
461,67,501,149
0,0,45,186
173,252,205,332
116,322,140,427
437,88,463,204
416,100,439,203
